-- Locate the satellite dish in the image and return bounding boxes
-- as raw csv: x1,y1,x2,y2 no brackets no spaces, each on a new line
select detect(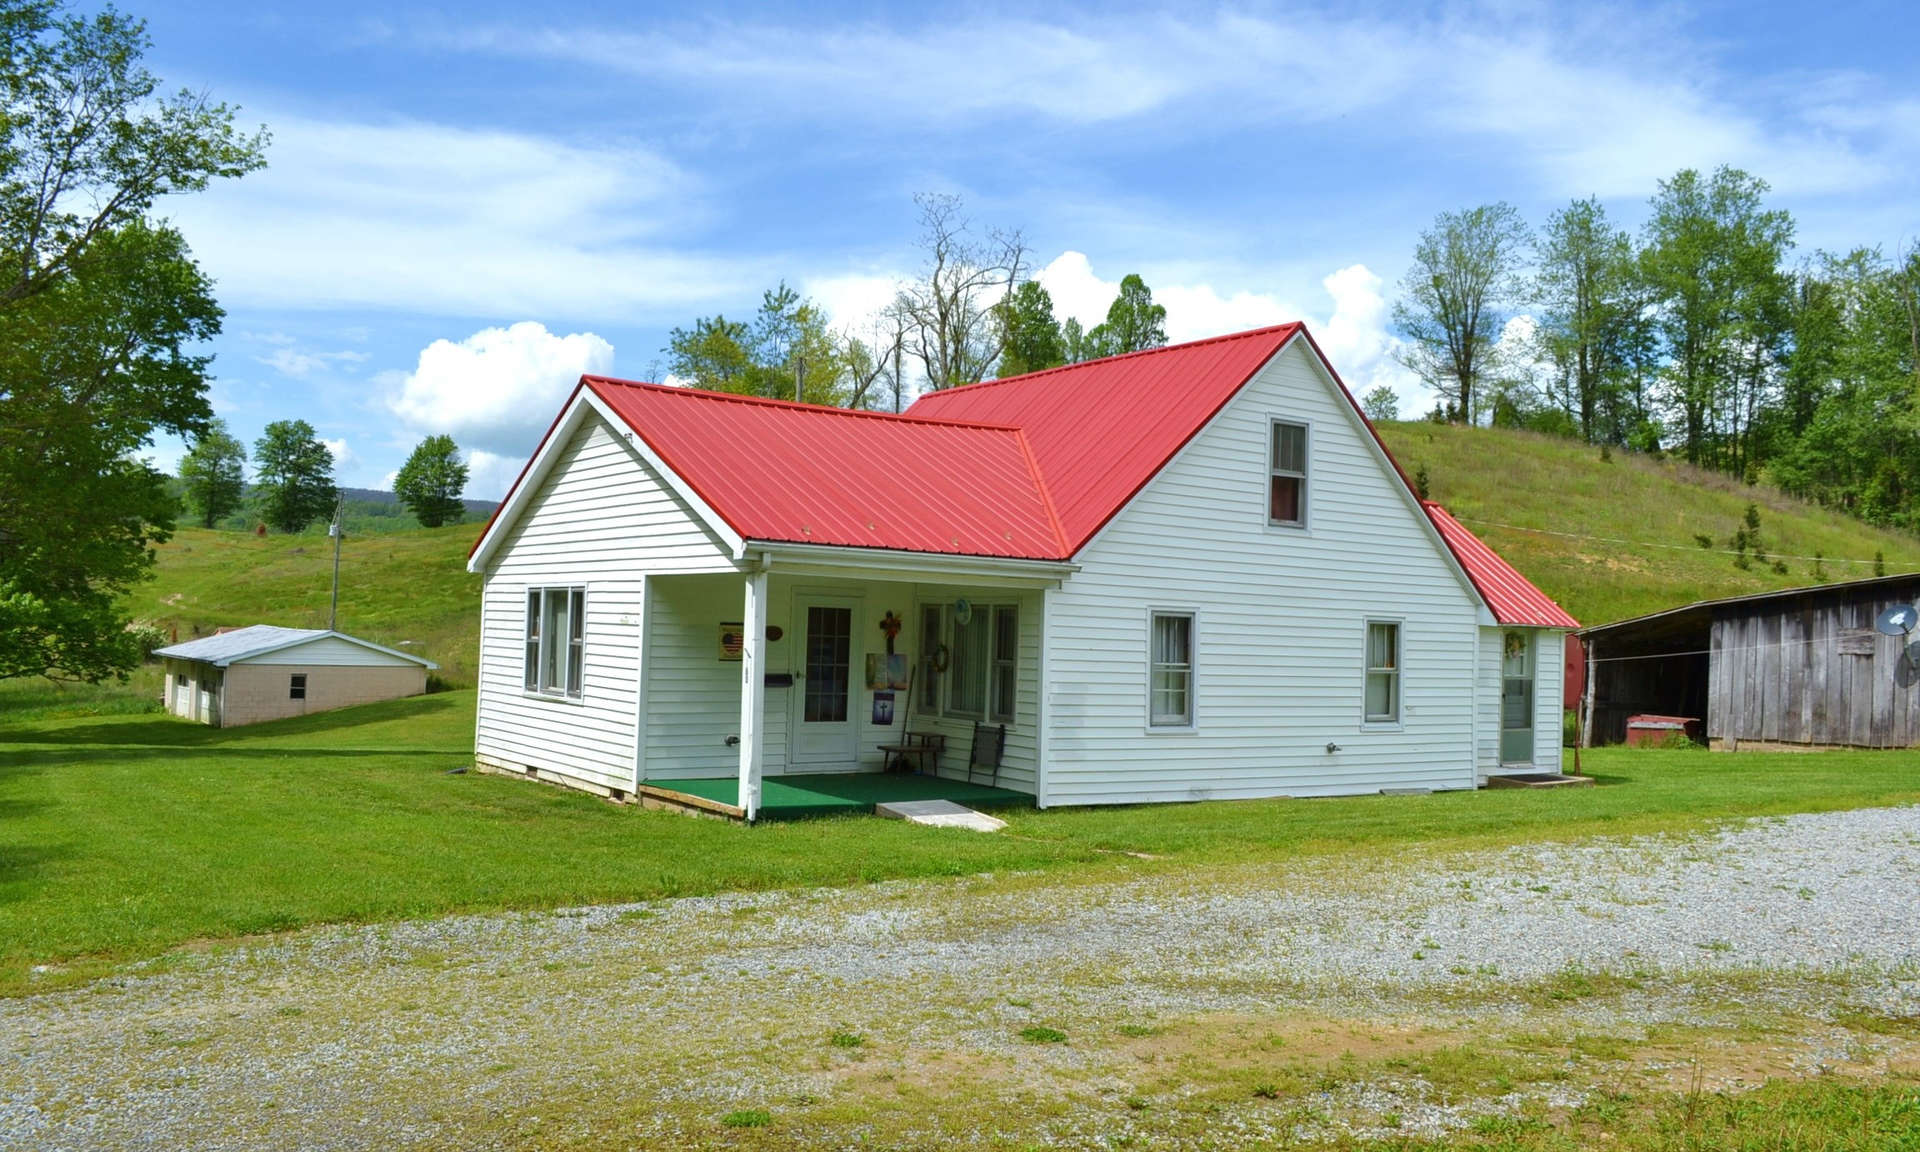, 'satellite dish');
1897,644,1920,689
1875,605,1919,636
